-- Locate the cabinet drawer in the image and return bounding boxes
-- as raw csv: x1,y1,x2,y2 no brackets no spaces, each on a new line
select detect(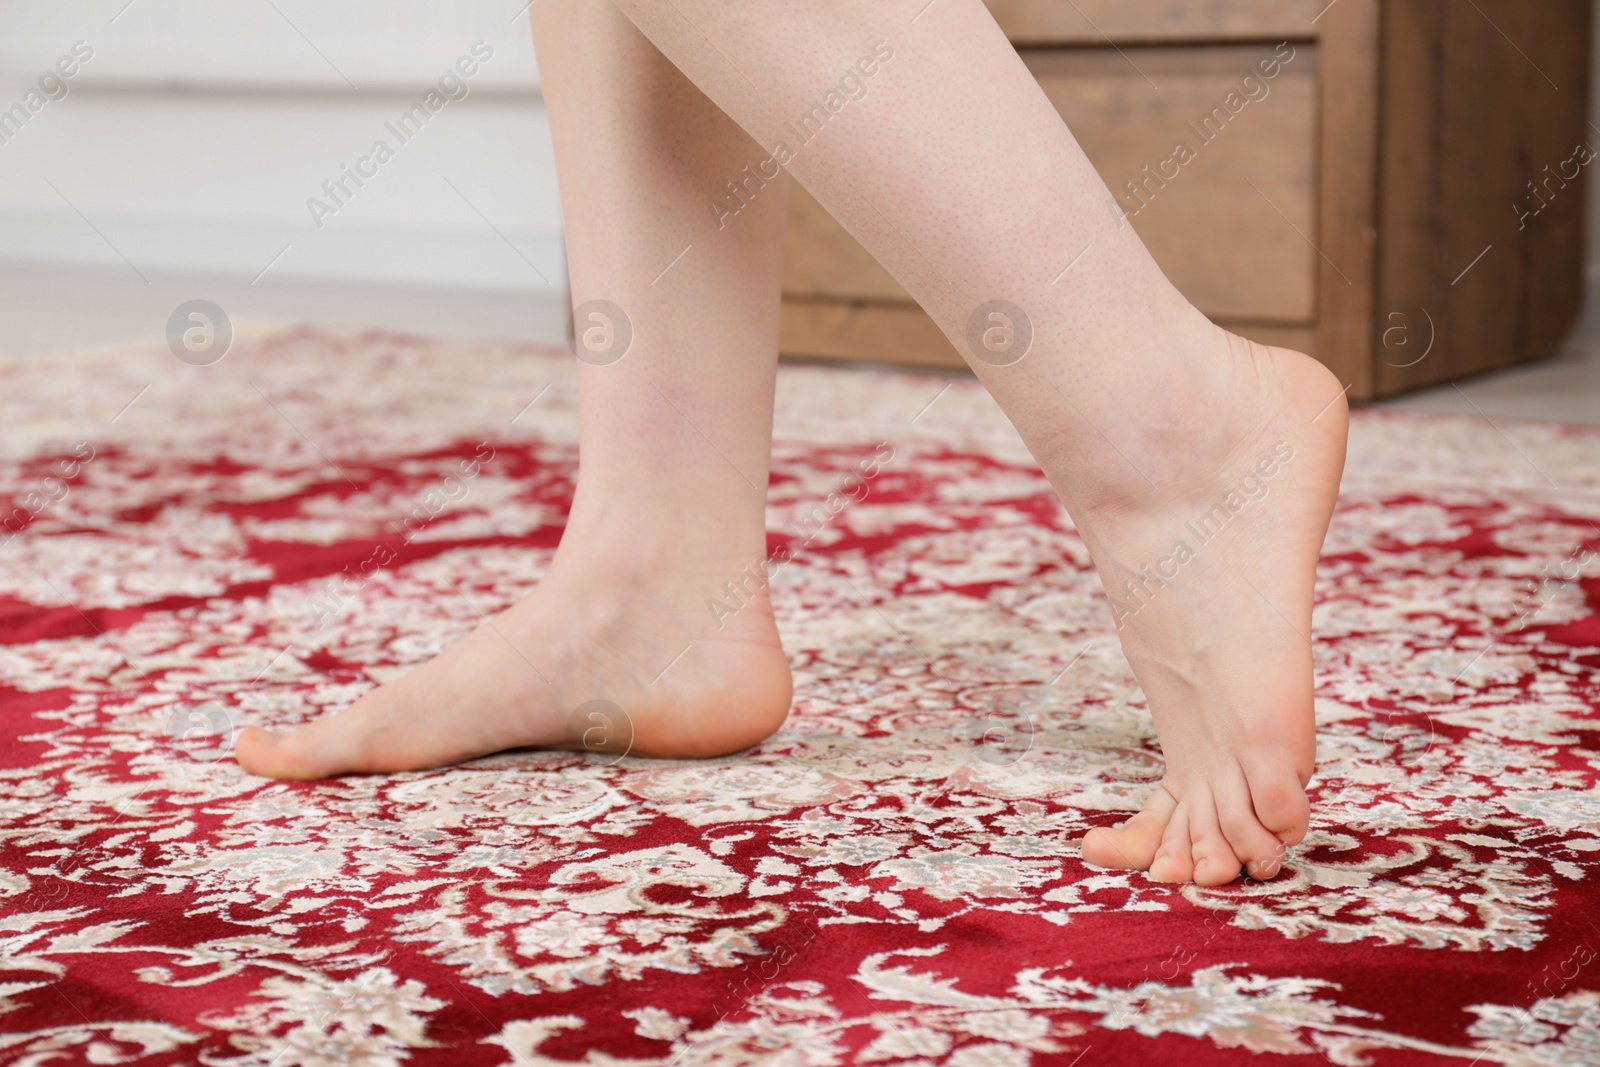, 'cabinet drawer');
781,43,1320,325
783,186,907,305
1028,44,1319,323
985,0,1319,45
